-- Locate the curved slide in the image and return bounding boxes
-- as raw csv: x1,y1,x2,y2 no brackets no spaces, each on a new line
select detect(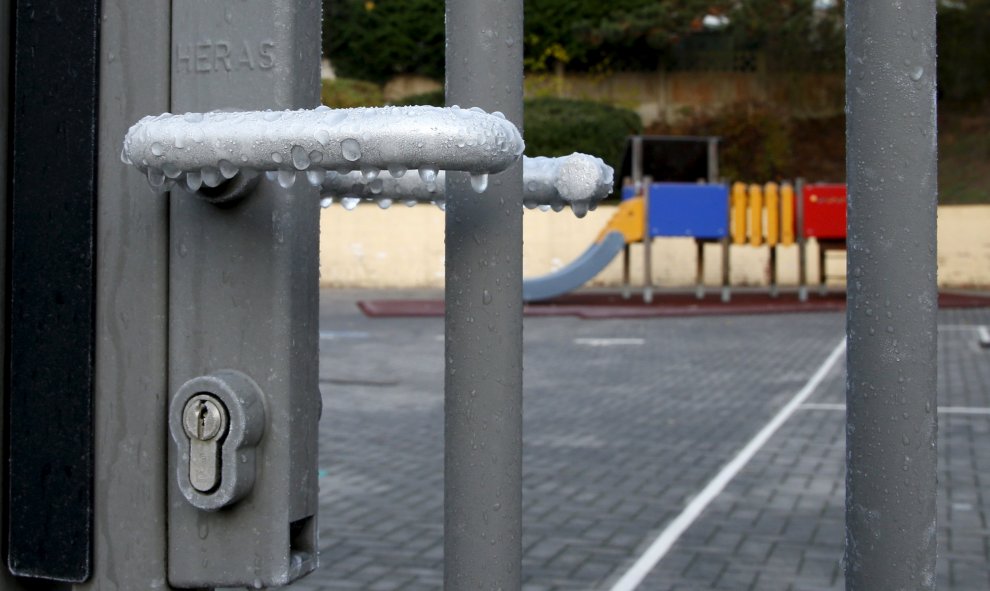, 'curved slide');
523,196,644,302
523,232,627,301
